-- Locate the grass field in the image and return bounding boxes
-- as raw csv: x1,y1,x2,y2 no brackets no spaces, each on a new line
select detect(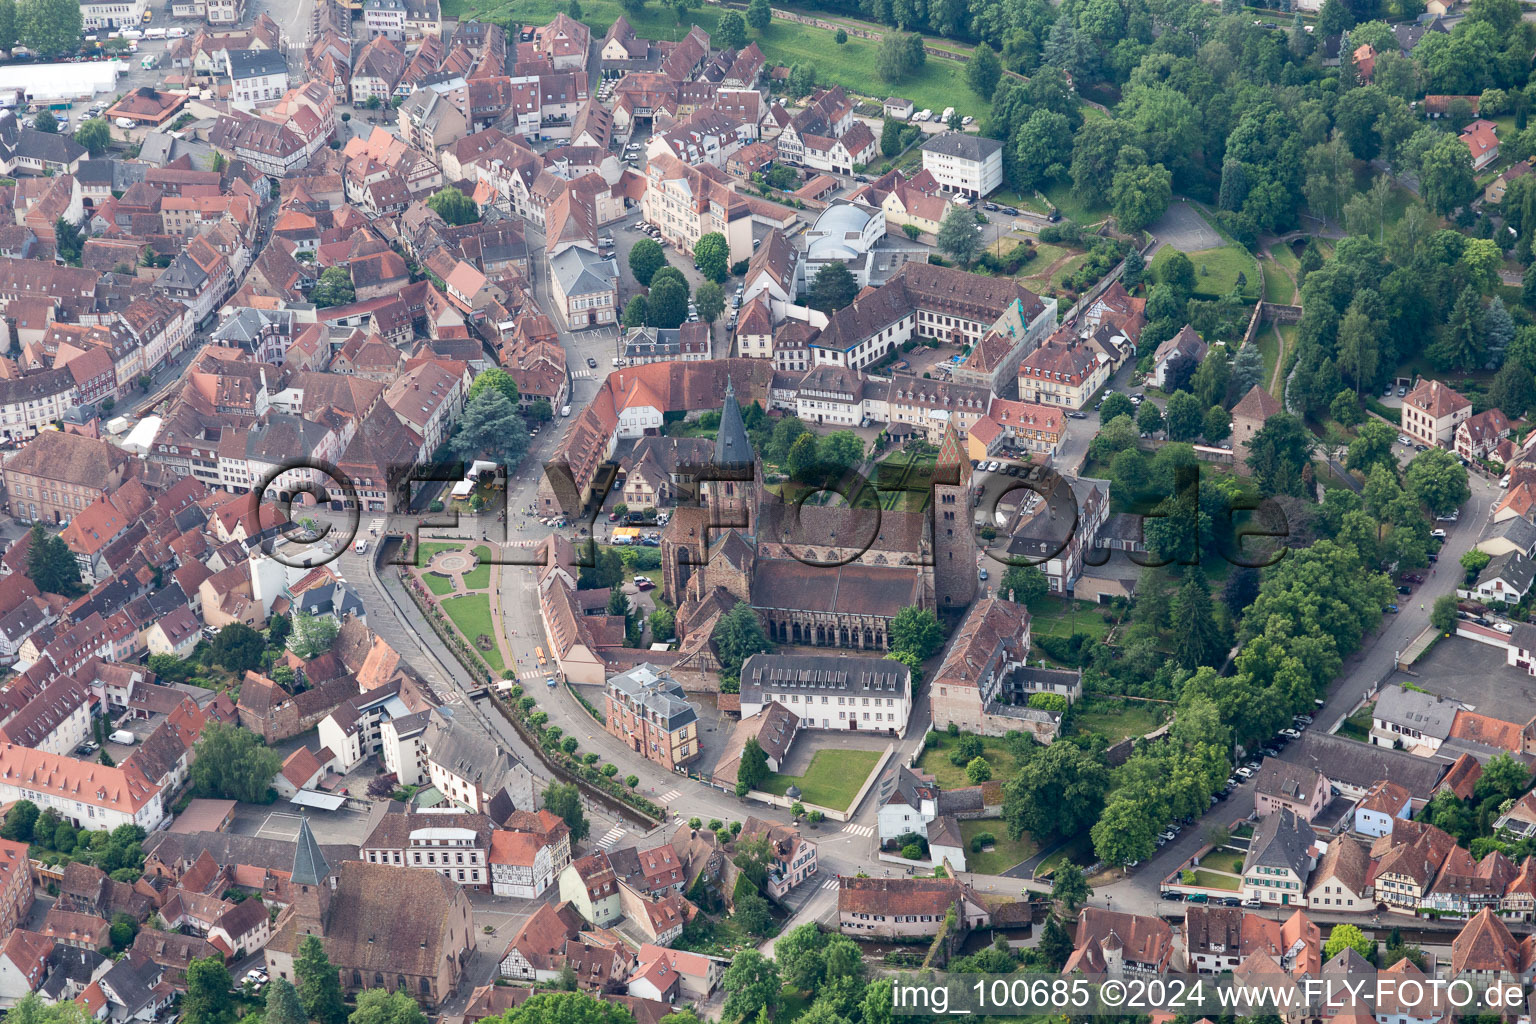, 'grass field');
414,540,467,566
1189,869,1241,890
460,546,493,590
1337,703,1374,742
1042,180,1109,226
917,733,1025,790
440,594,505,673
960,820,1039,874
1026,598,1112,640
1262,258,1294,305
1072,699,1164,744
760,748,884,810
423,572,456,597
1155,244,1261,301
439,0,994,120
